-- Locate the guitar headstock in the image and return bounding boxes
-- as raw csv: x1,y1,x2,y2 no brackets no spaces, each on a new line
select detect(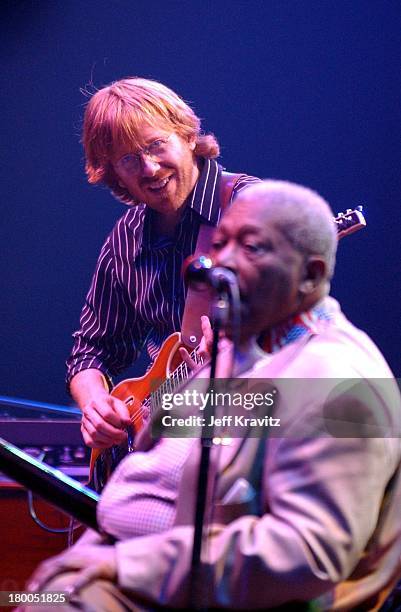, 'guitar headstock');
335,206,366,240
